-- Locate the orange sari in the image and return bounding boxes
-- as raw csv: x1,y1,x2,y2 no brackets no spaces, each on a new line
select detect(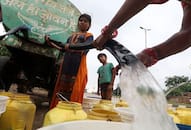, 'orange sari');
49,59,64,109
70,55,87,103
49,32,93,109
